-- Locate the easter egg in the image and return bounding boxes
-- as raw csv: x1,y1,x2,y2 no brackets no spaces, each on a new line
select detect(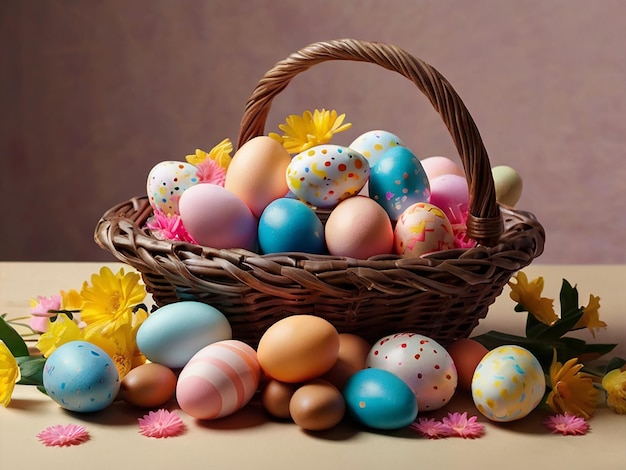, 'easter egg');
179,183,257,250
176,340,261,419
394,202,455,258
366,333,457,411
420,156,465,180
258,198,326,254
136,301,232,369
147,161,200,215
225,136,292,217
119,362,177,408
471,345,546,422
349,130,406,168
446,338,489,392
286,144,369,209
321,333,372,390
428,174,470,225
43,341,120,413
343,368,418,430
261,379,299,419
289,379,346,431
369,146,431,221
492,165,523,208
